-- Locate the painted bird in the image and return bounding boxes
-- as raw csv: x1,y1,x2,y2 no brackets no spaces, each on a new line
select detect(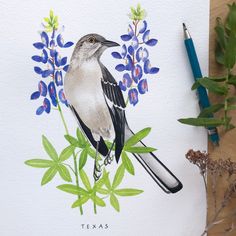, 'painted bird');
64,33,183,193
